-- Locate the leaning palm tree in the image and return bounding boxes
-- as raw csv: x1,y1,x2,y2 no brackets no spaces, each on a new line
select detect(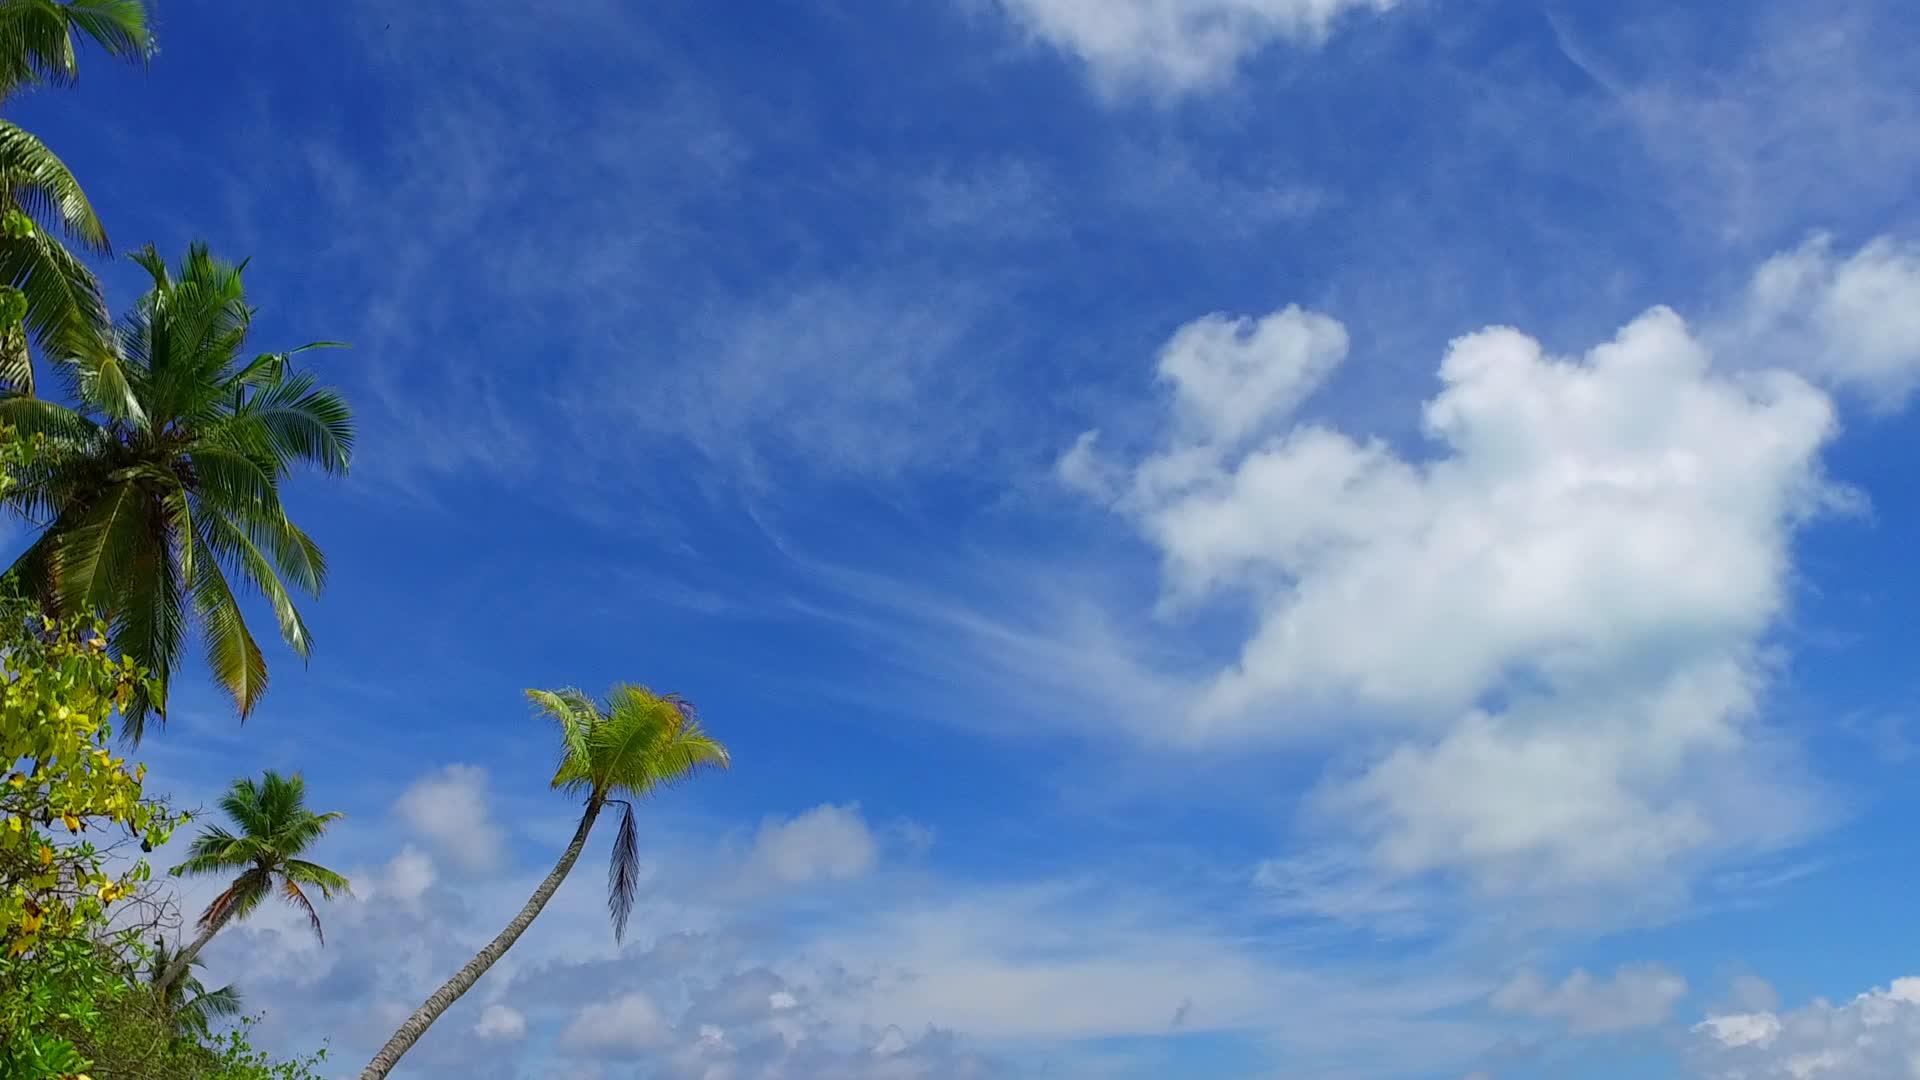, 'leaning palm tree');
359,685,729,1080
154,771,349,996
0,0,151,394
145,938,244,1040
0,242,352,740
